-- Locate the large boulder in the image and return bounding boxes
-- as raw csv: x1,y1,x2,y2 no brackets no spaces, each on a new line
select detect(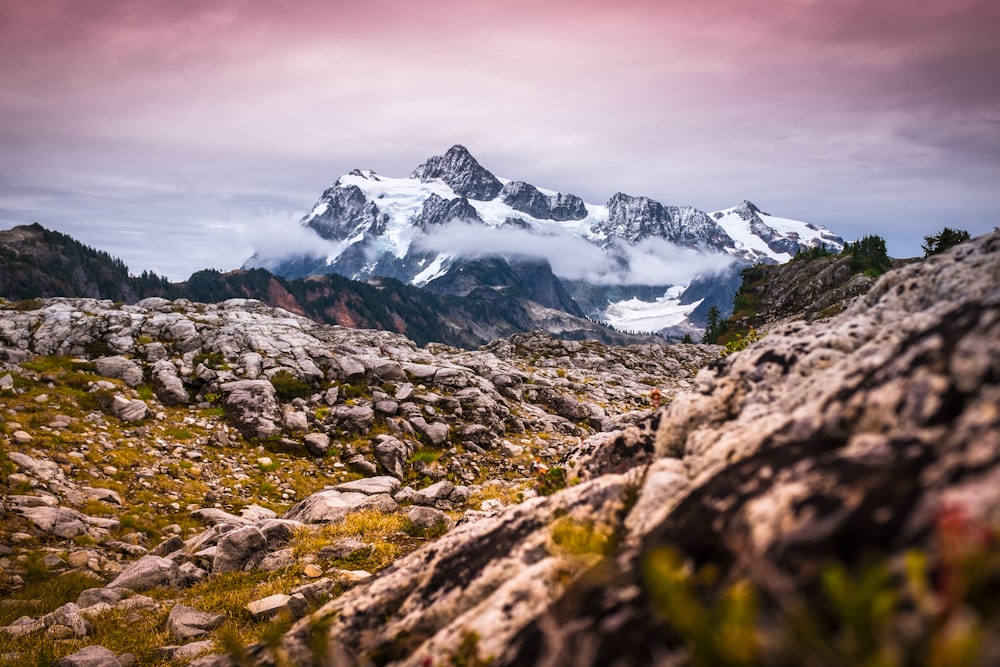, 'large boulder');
94,355,144,387
282,489,398,524
374,436,410,479
107,555,183,591
108,395,149,422
212,526,268,573
150,359,189,405
52,645,123,667
222,380,282,439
